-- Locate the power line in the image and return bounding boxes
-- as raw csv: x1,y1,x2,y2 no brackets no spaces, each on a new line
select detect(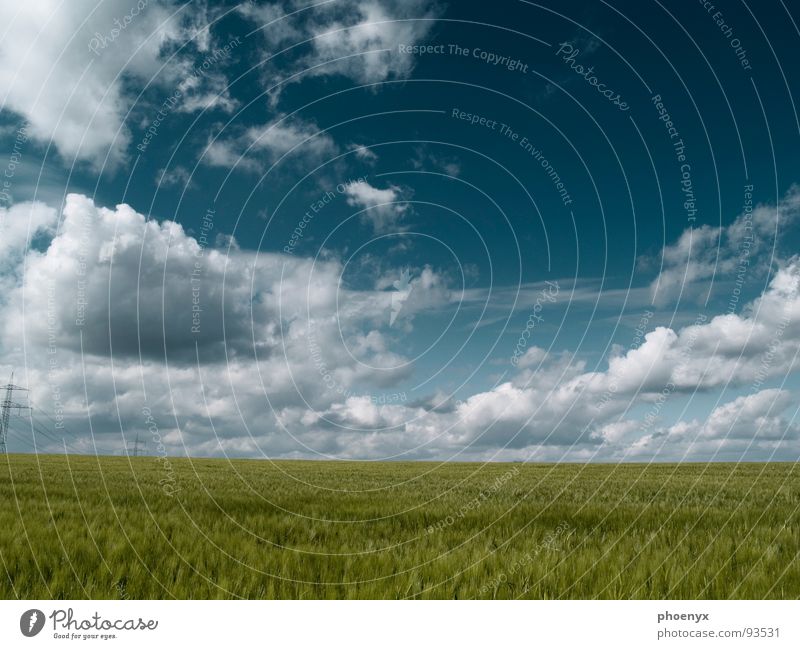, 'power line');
6,427,37,451
0,371,30,454
30,407,85,450
8,418,69,454
29,414,86,455
1,378,134,456
3,392,86,455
